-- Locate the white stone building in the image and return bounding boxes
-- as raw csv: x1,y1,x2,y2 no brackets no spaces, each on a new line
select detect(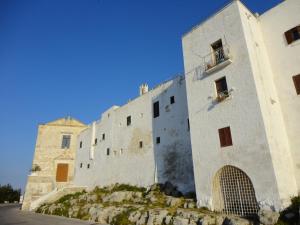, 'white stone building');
23,0,300,216
182,0,300,215
73,76,195,194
